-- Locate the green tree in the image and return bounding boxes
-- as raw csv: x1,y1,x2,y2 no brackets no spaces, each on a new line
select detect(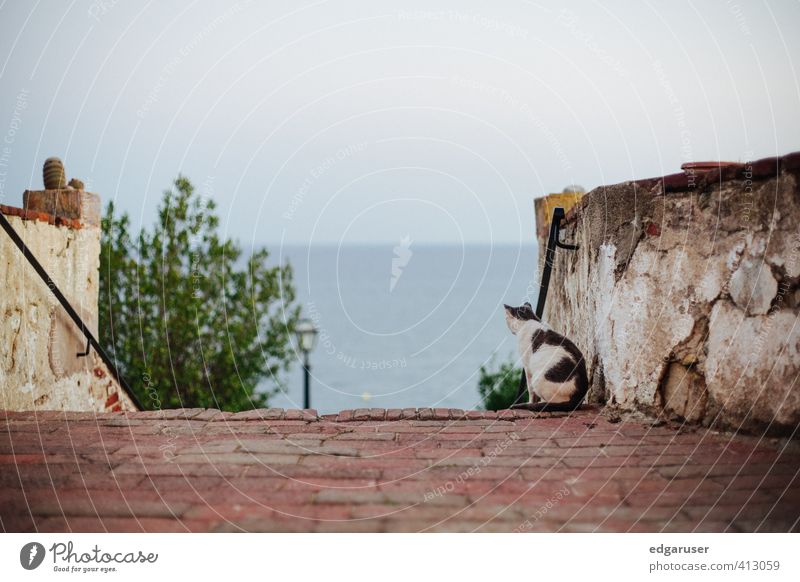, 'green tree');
99,176,299,411
477,358,522,410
